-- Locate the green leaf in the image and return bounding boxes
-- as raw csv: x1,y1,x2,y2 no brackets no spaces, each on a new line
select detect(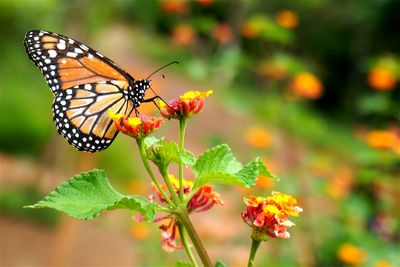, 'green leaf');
215,261,227,267
193,145,279,191
179,149,196,166
147,141,181,169
254,157,280,181
193,144,242,178
144,136,159,148
147,140,196,169
25,169,156,221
